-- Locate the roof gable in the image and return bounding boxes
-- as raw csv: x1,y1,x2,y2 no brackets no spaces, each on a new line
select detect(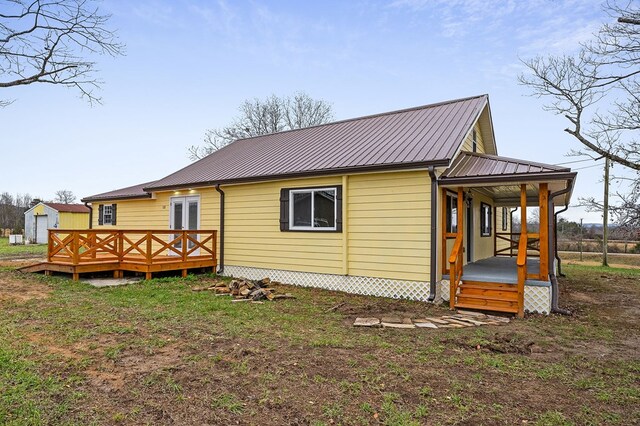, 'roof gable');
145,95,489,190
